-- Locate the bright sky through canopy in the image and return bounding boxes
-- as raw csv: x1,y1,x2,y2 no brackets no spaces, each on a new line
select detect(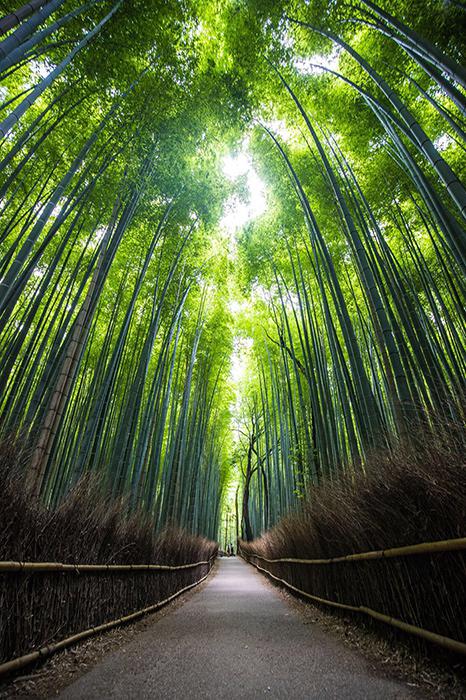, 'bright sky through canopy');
219,151,263,449
220,150,266,235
